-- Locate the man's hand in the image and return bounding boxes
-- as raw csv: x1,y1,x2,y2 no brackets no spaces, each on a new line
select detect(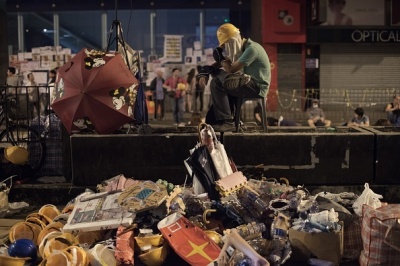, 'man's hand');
213,47,225,63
